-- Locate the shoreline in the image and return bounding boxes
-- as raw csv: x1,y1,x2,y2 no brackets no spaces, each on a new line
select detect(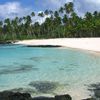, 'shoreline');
14,38,100,52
